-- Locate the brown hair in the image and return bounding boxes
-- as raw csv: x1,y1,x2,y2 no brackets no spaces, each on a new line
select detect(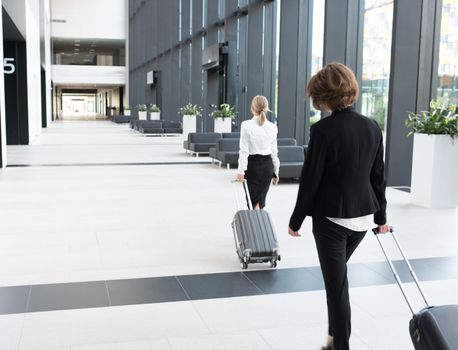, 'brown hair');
251,95,270,126
307,62,359,111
